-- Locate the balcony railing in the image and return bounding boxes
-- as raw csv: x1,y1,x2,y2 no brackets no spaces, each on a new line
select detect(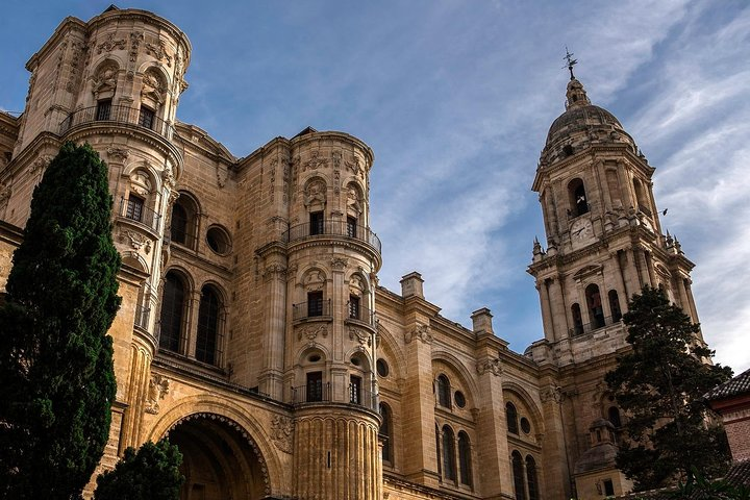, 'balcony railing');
293,299,333,321
118,196,161,232
60,104,174,139
290,381,377,410
283,220,381,253
347,303,375,326
570,315,623,336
